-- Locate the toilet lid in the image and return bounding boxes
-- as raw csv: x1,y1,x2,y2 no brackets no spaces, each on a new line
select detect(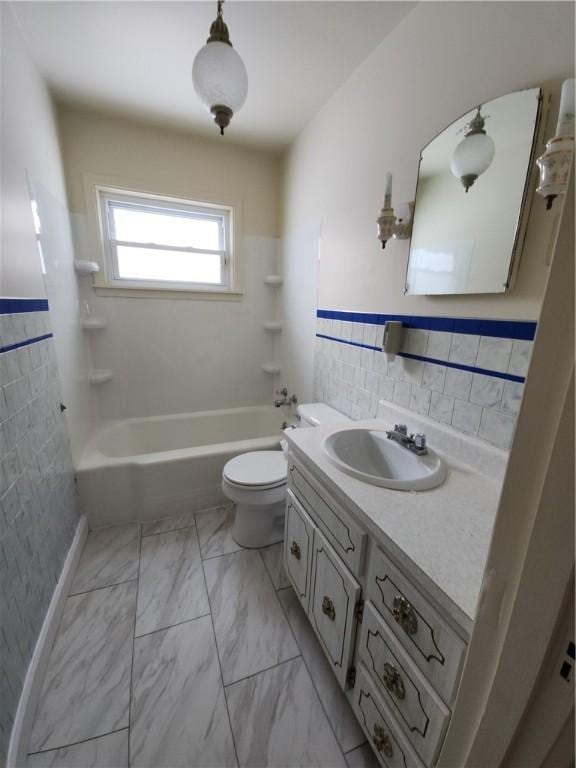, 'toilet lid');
223,451,287,488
